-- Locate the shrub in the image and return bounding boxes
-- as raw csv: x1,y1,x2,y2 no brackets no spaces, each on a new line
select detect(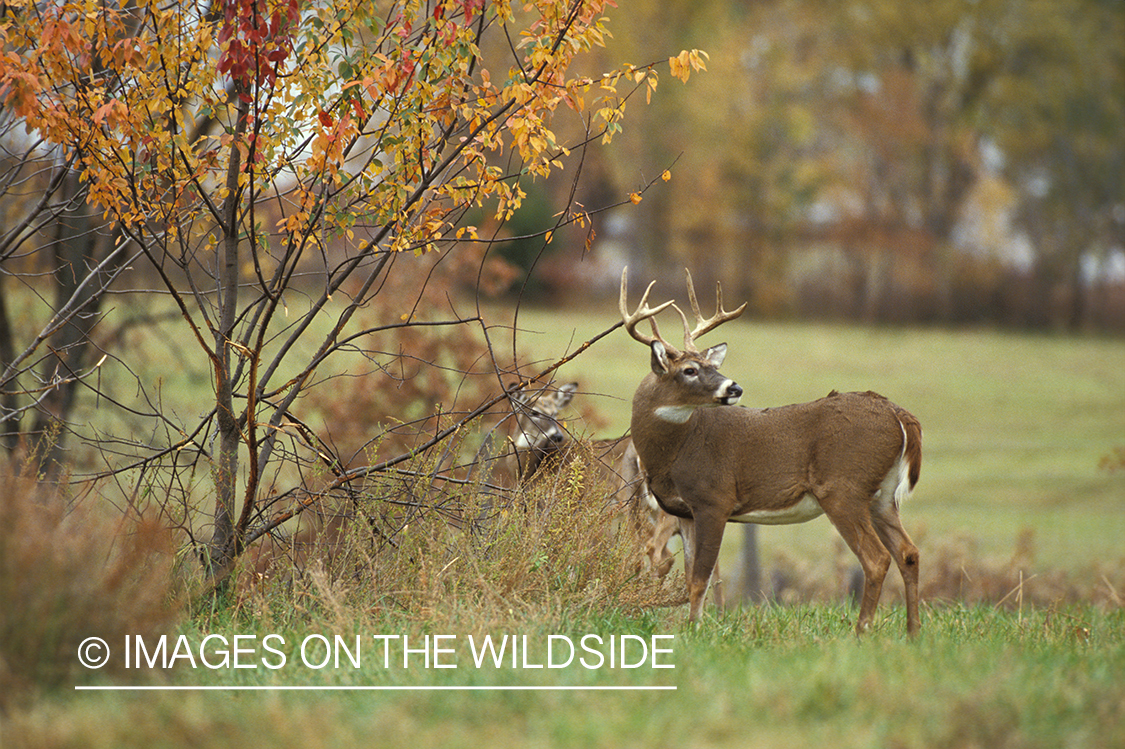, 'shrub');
0,468,180,708
235,438,678,632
